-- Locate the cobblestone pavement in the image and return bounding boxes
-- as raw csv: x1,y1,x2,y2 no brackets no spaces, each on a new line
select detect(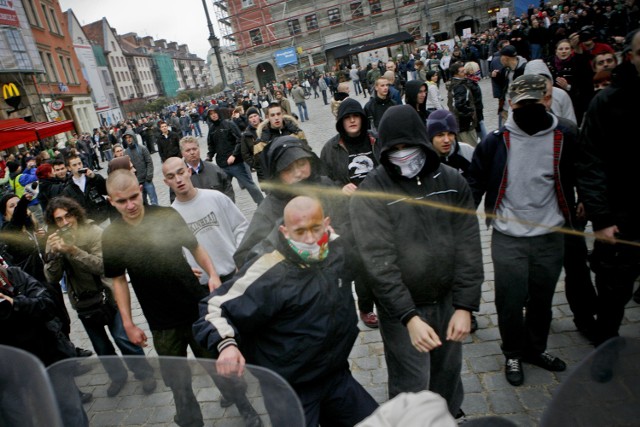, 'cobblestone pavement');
67,79,640,426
